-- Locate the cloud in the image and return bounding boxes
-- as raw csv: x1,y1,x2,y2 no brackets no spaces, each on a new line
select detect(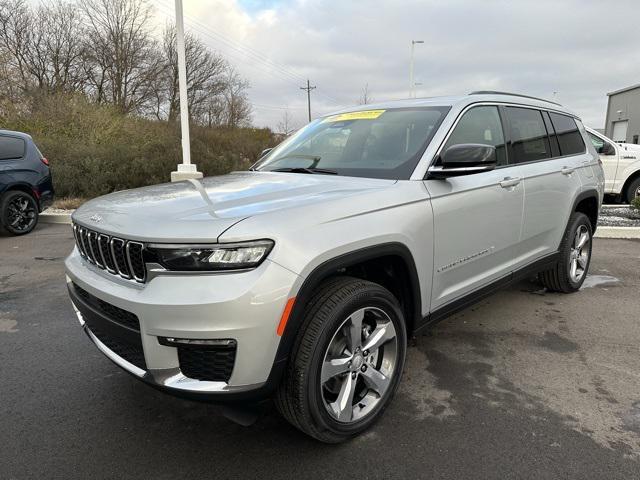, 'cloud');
158,0,640,130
